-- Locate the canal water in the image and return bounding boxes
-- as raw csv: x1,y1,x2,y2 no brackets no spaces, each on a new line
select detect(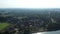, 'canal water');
32,30,60,34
